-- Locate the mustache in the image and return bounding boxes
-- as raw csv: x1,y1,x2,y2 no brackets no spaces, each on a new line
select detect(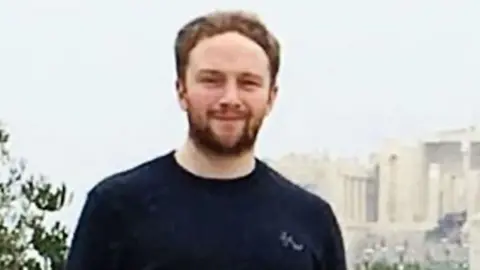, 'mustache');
207,109,250,120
